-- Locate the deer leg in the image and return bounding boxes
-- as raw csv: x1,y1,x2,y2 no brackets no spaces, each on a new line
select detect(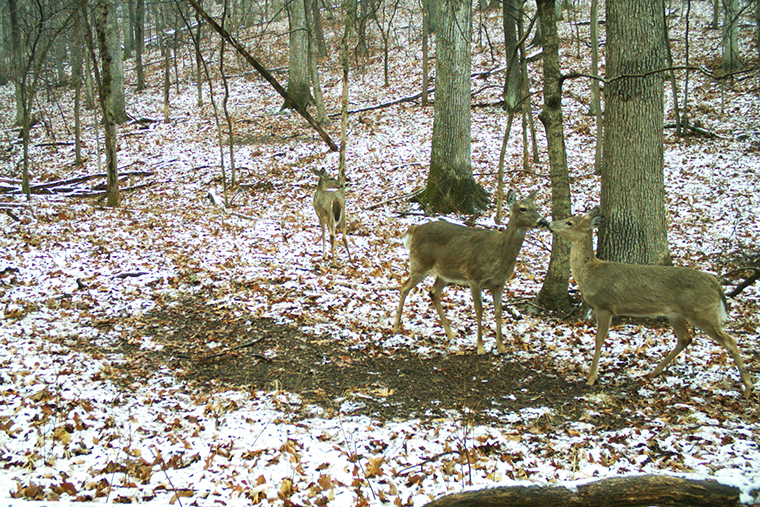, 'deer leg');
588,310,612,386
470,286,486,354
393,272,427,333
319,221,327,259
340,223,352,263
649,315,692,378
492,285,506,355
329,225,338,267
430,276,456,342
698,322,754,399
